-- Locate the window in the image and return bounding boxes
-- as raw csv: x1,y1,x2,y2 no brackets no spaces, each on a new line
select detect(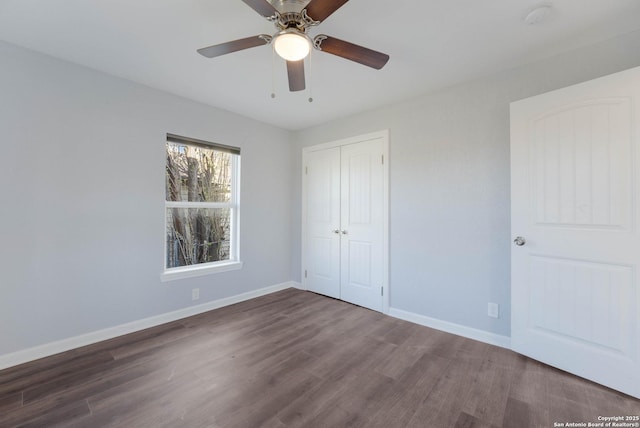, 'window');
162,134,241,281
